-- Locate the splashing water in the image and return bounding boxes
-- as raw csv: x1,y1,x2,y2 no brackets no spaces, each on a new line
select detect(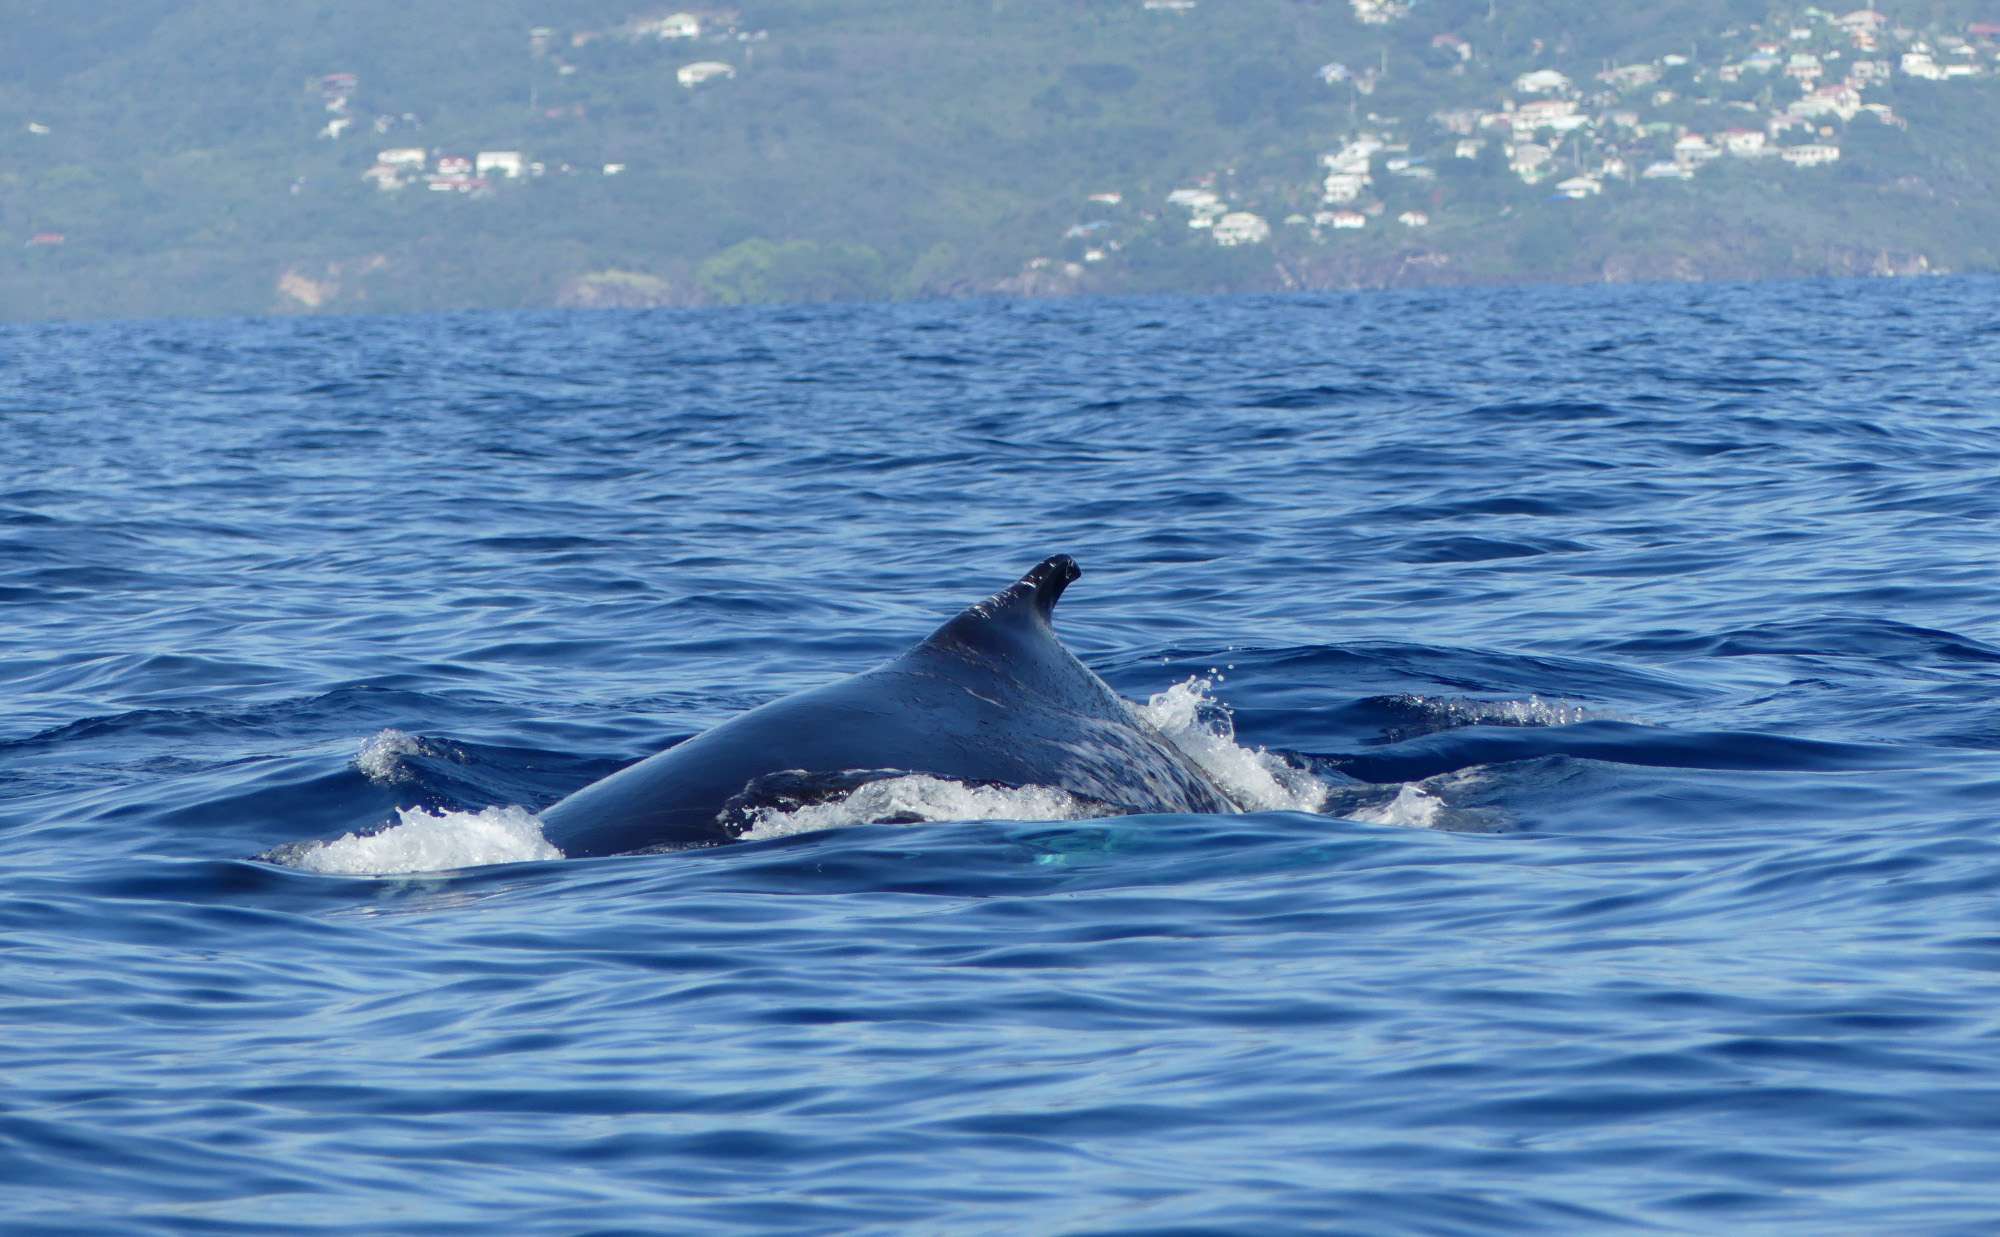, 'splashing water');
355,728,430,785
1136,677,1332,813
1402,693,1594,730
1349,784,1447,829
736,774,1103,842
279,805,563,875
